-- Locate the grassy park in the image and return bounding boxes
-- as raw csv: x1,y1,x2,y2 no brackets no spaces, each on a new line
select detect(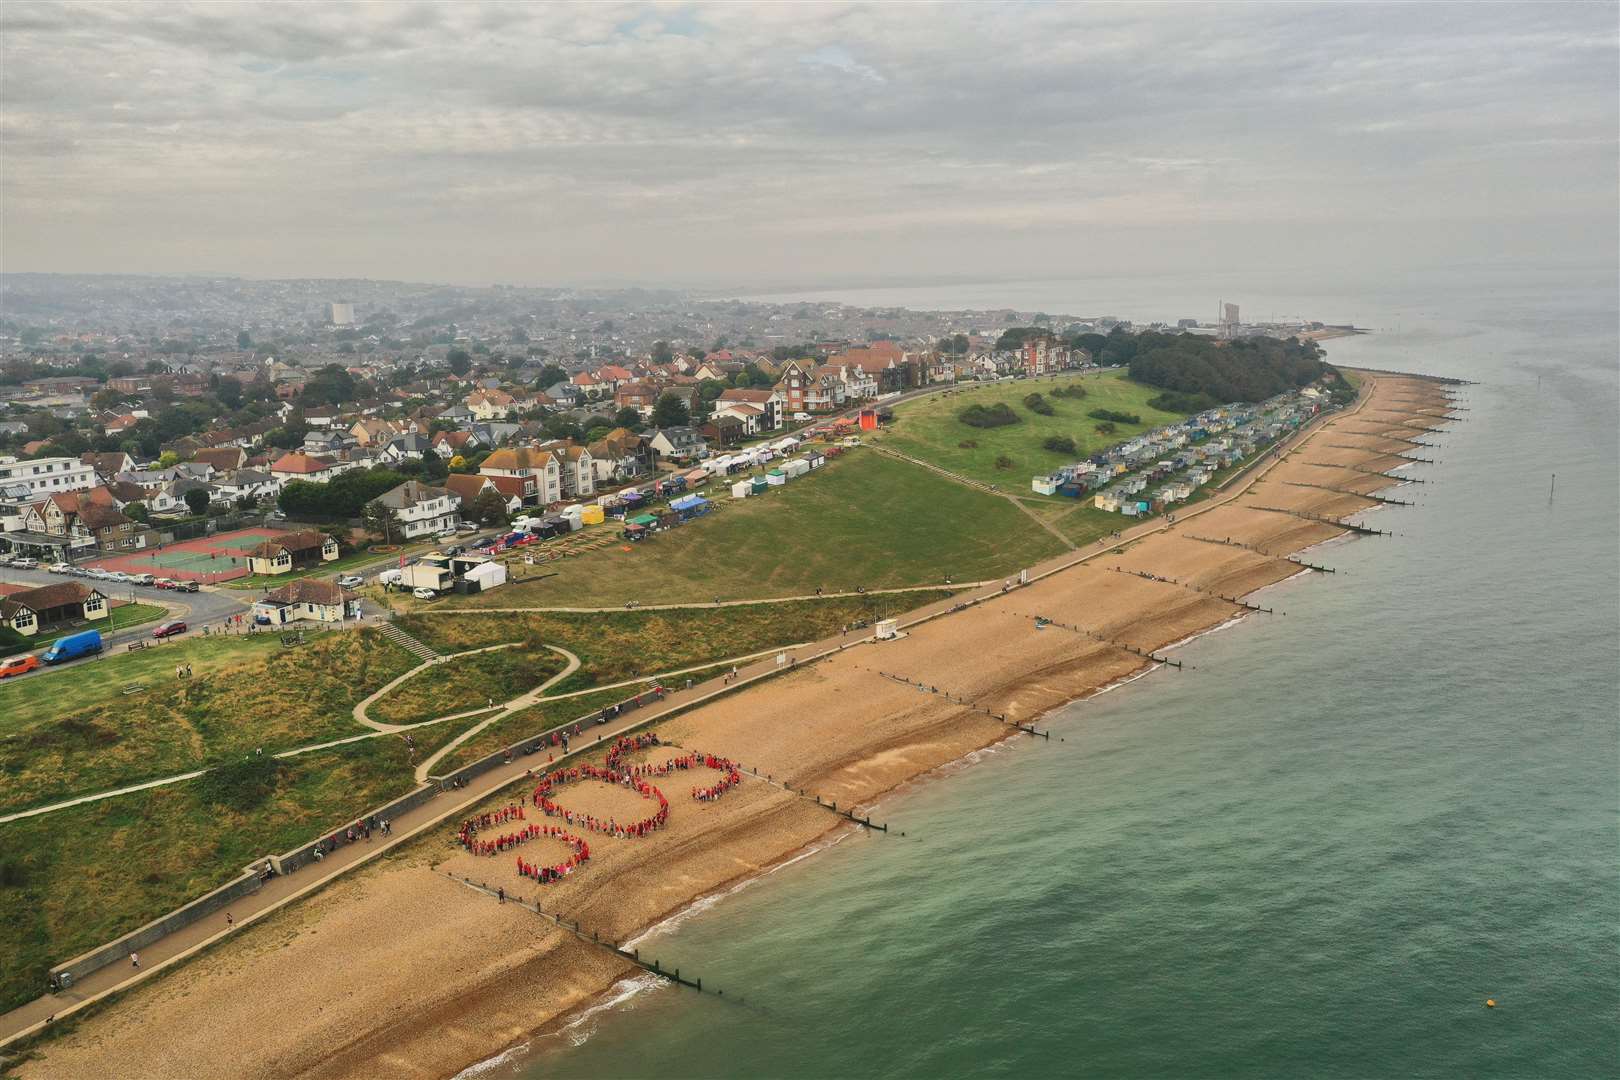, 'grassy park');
363,643,569,727
880,370,1190,490
428,451,1066,609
